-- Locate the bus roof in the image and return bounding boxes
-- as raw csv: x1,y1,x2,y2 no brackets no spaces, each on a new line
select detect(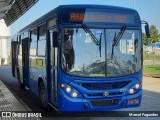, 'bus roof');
19,4,140,33
58,4,137,12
